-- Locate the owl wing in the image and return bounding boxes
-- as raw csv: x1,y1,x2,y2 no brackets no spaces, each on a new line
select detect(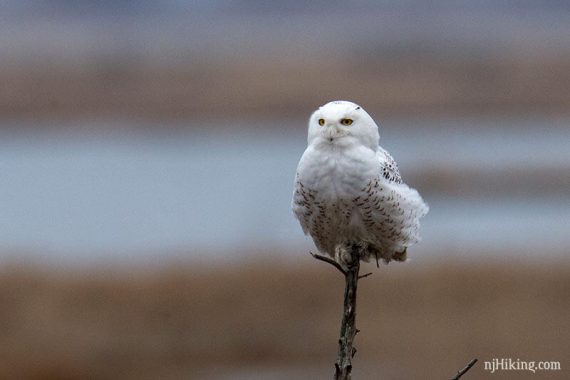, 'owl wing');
378,146,402,184
355,148,428,262
292,175,313,236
